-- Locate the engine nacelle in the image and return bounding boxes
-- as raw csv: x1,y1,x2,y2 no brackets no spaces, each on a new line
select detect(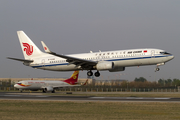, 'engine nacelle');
45,86,54,92
96,61,125,72
96,61,114,71
109,67,125,72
